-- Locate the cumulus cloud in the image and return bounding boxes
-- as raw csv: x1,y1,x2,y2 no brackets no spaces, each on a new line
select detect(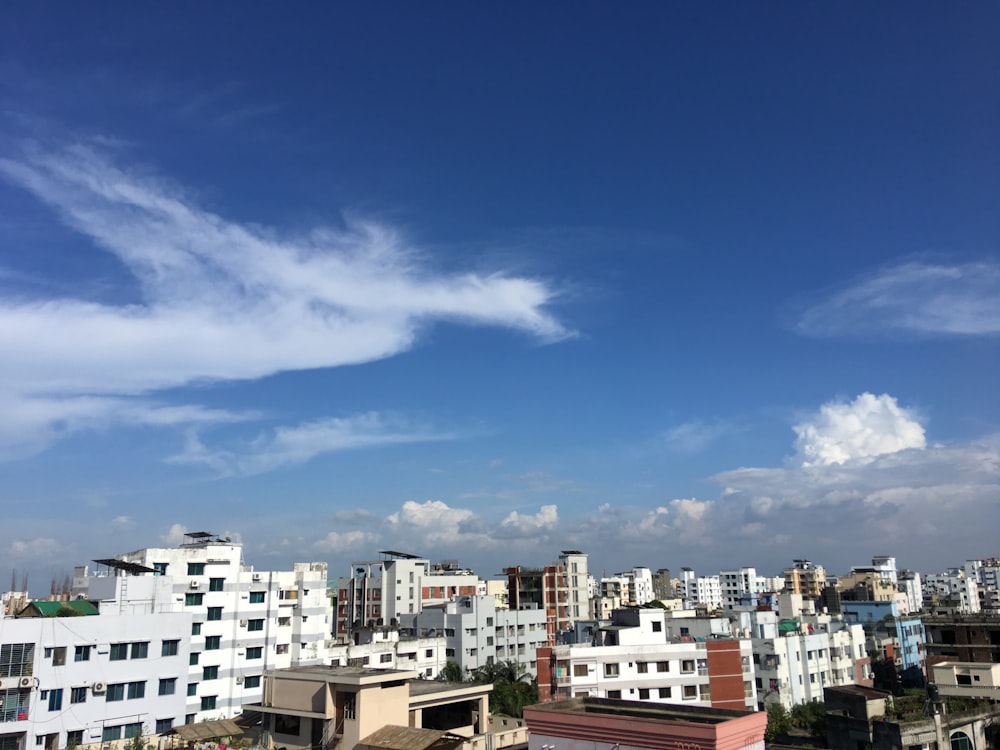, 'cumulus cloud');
169,412,451,477
10,538,61,559
385,500,481,545
797,260,1000,337
793,392,926,466
162,523,187,545
316,530,379,552
110,515,134,532
500,504,559,535
0,142,570,458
